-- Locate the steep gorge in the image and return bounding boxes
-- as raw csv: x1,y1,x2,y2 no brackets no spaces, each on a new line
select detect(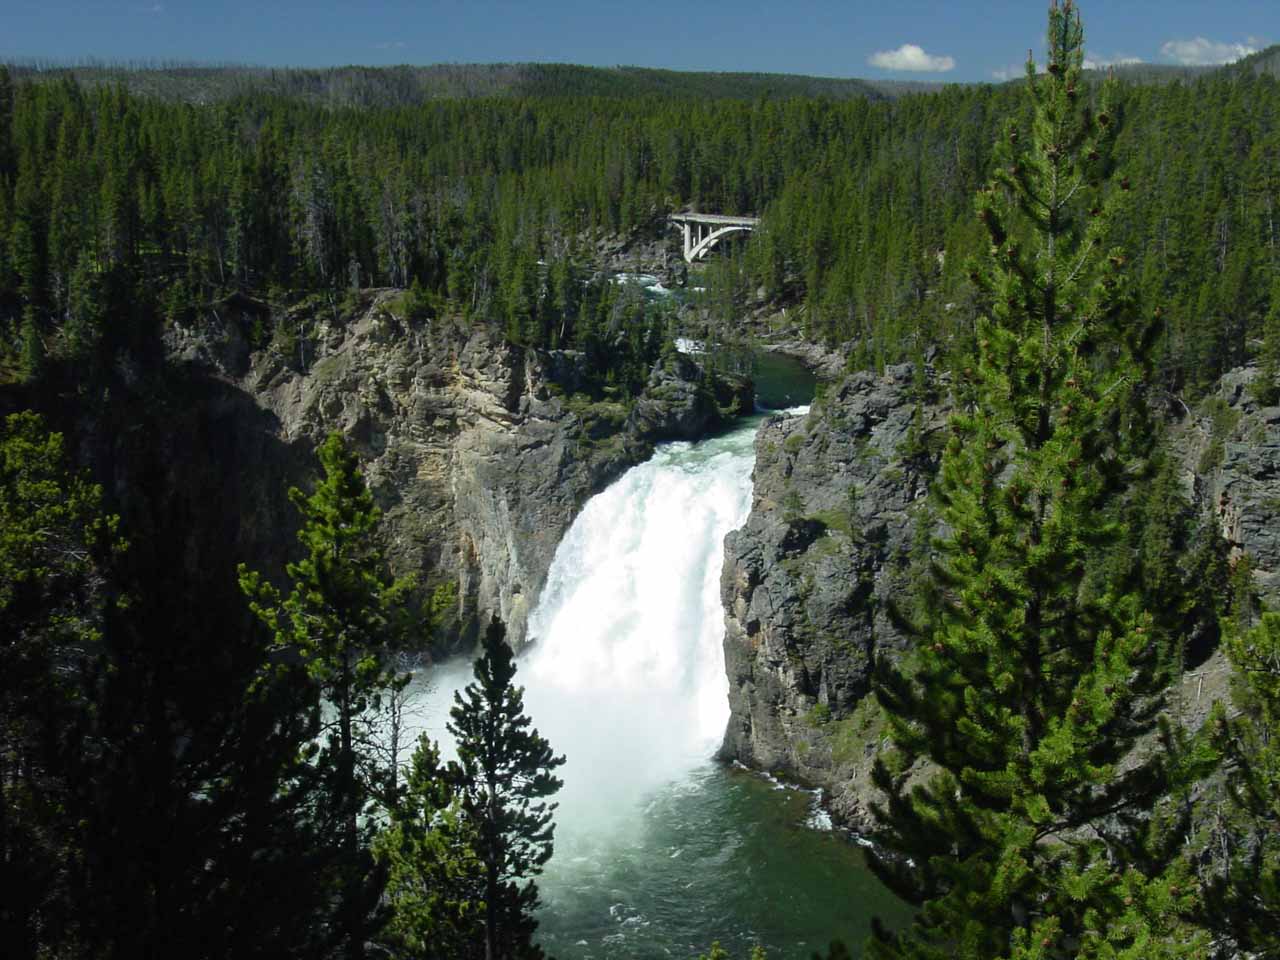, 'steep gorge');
20,279,1278,843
